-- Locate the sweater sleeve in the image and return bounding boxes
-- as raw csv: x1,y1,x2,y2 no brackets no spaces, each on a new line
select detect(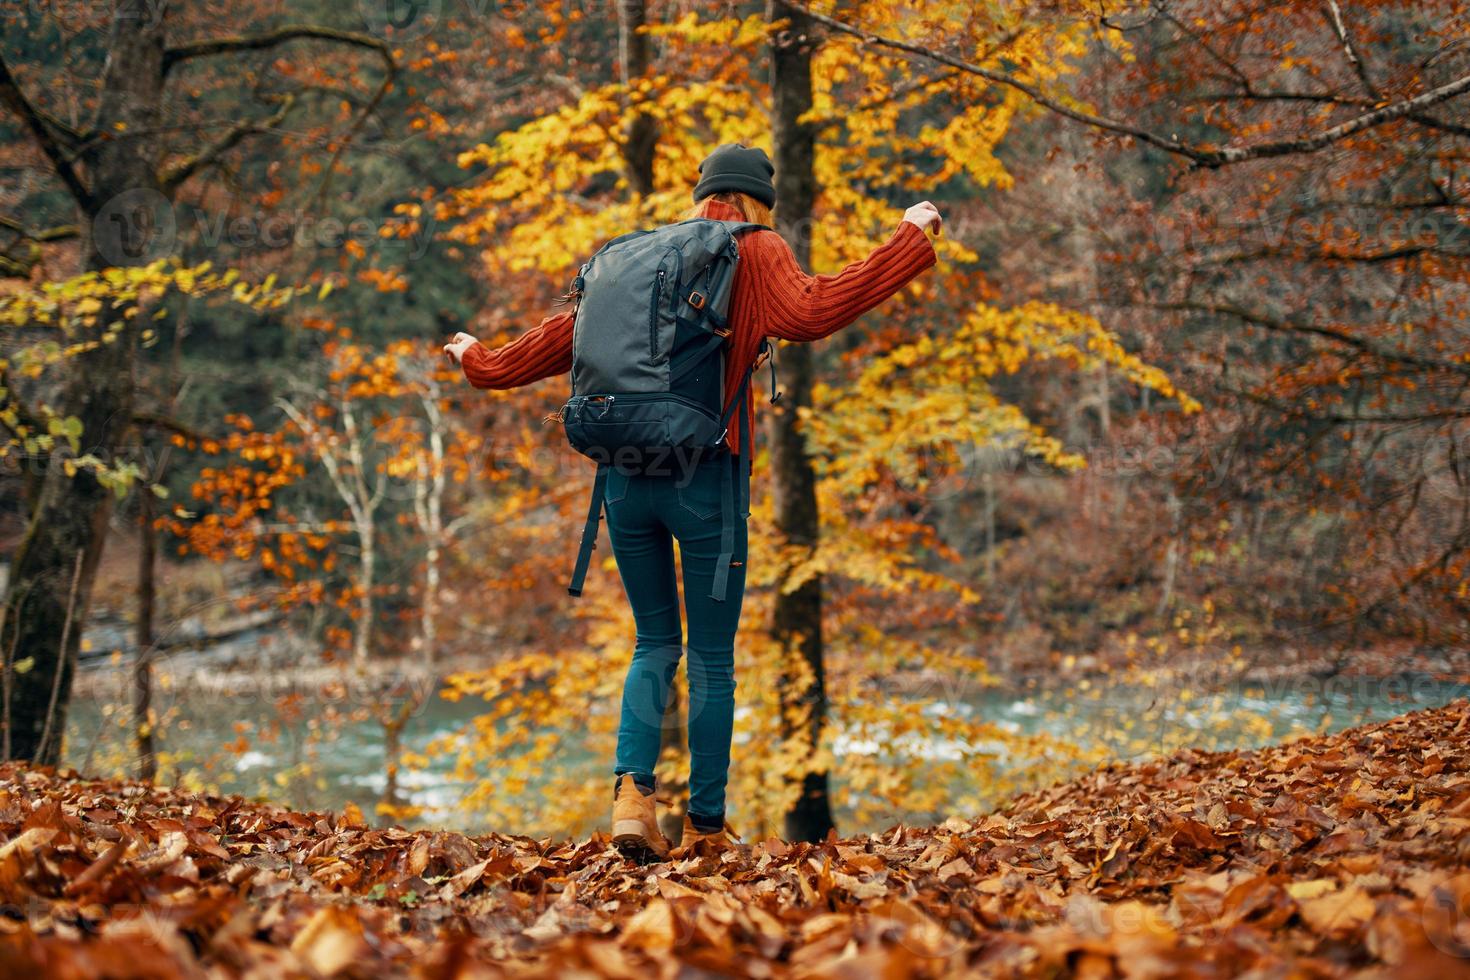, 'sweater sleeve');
751,220,937,343
459,309,575,390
